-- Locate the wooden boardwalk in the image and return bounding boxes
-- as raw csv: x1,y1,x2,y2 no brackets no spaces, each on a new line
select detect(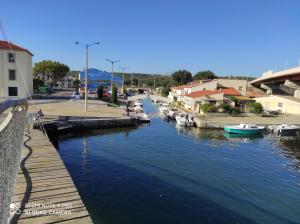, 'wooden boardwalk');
10,128,93,224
